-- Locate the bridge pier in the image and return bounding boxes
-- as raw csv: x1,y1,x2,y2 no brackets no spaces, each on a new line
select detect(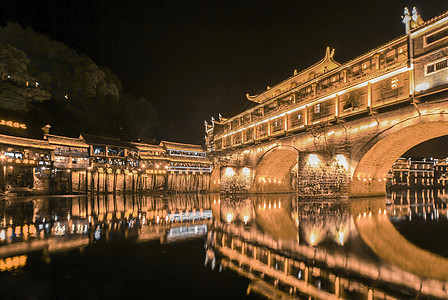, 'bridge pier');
297,152,350,198
220,166,254,193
